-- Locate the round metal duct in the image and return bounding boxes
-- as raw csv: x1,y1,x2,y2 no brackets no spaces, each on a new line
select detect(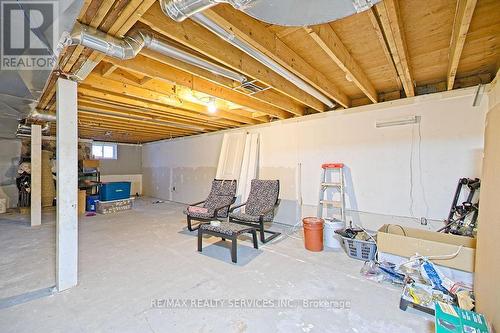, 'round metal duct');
241,0,381,26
